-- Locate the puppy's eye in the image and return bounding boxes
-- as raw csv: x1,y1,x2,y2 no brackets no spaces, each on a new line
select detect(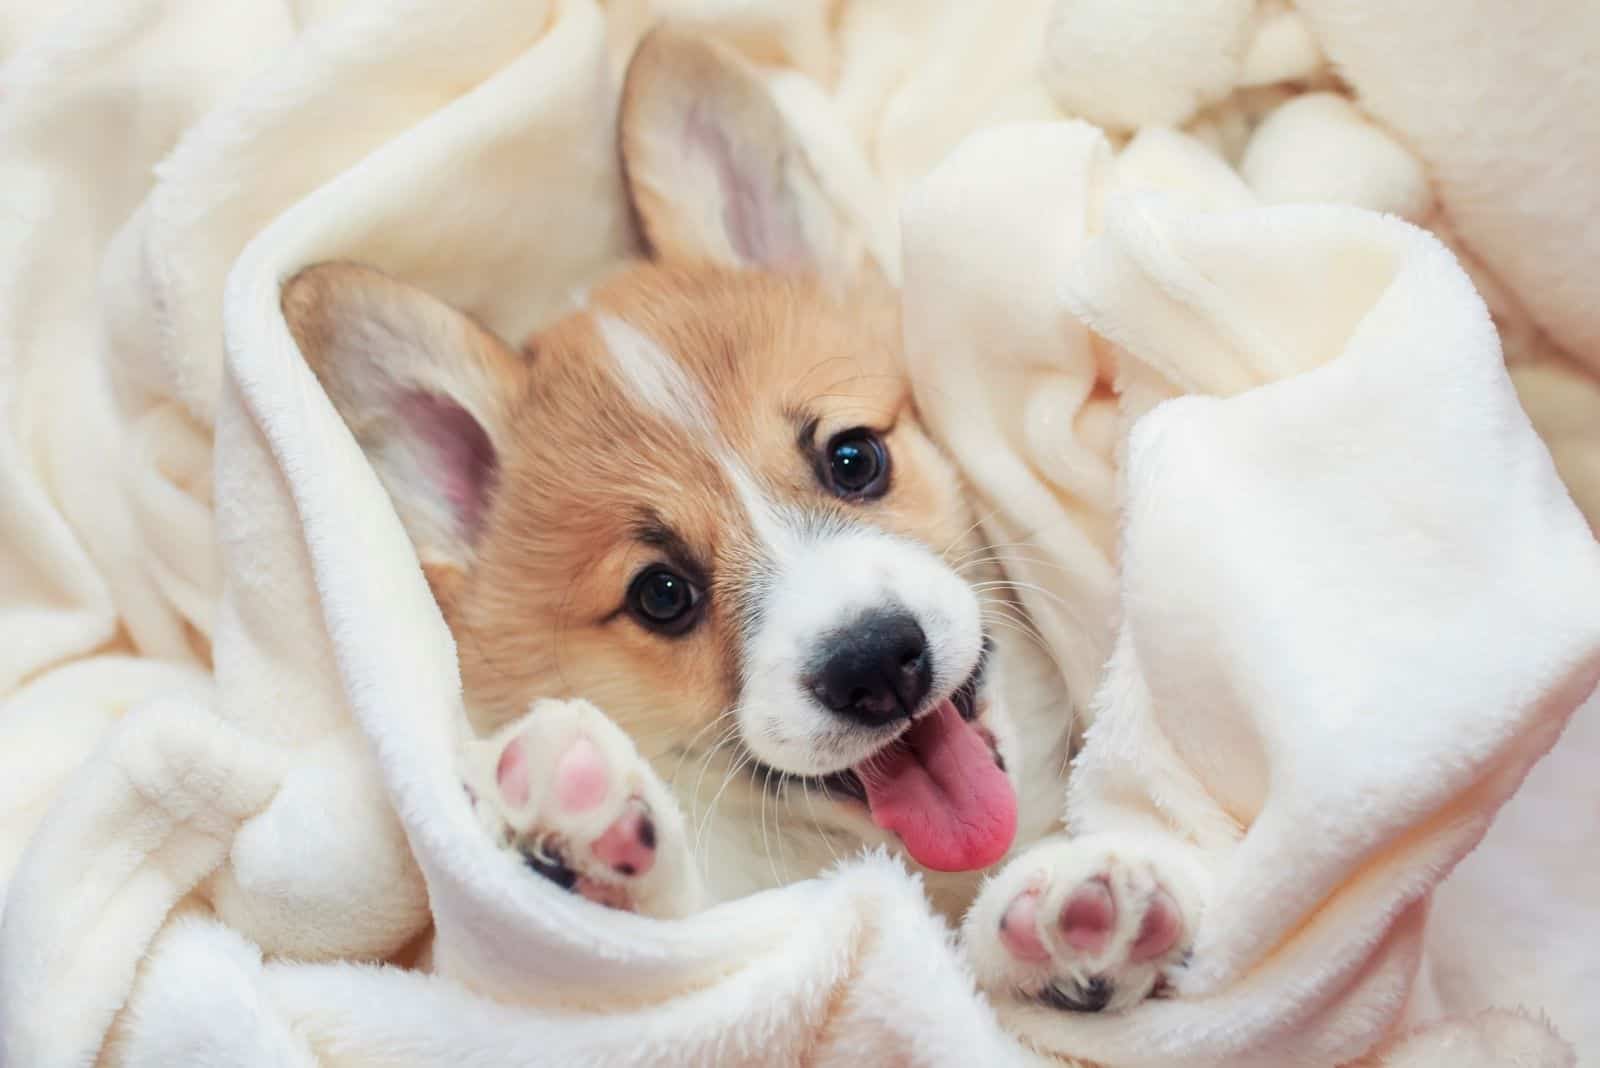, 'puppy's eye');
627,566,701,635
824,429,889,499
